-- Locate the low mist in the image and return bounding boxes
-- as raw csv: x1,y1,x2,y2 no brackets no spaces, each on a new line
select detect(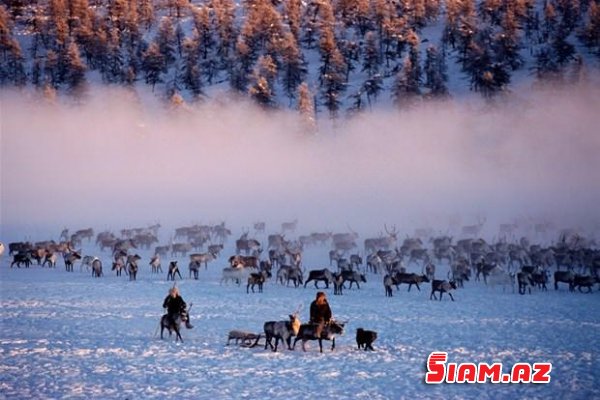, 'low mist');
2,85,599,241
